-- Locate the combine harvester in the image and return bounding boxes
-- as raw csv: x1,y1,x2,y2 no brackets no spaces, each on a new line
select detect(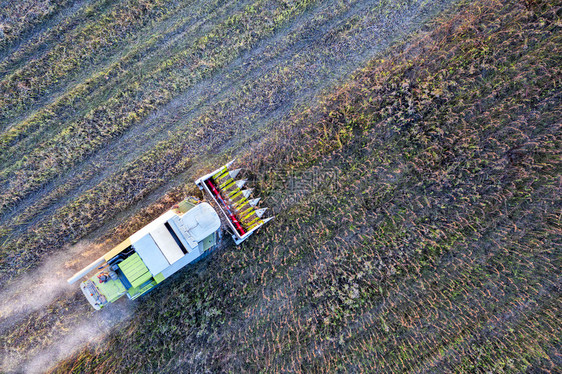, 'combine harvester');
68,161,273,310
